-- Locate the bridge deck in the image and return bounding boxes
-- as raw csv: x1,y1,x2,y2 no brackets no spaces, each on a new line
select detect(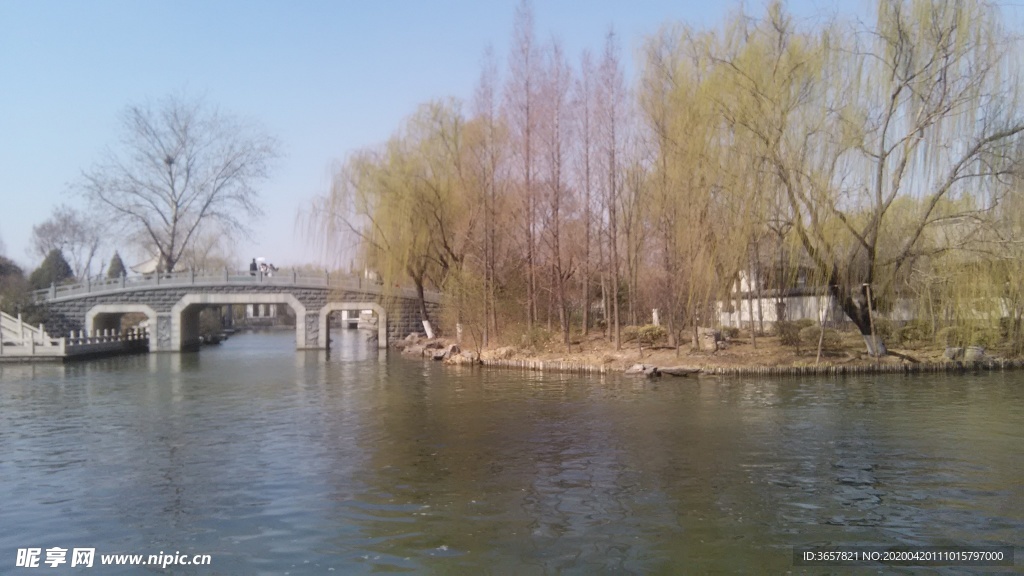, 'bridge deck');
34,270,441,303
